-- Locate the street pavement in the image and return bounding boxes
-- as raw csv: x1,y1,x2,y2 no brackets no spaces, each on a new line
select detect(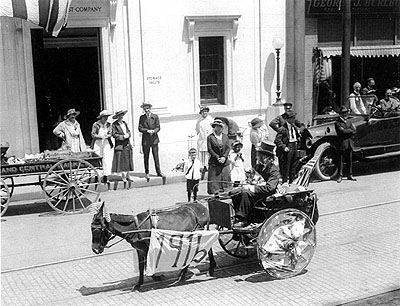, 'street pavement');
1,158,400,305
